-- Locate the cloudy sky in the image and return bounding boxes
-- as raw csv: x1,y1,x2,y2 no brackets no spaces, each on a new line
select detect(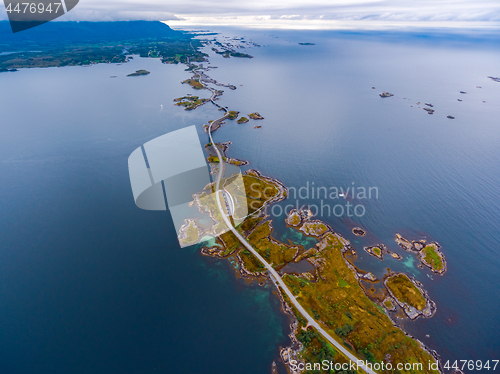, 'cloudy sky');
3,0,500,29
